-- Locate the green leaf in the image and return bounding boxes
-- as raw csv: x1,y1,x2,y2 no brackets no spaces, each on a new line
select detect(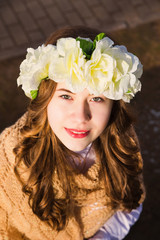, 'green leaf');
95,33,106,41
76,37,93,59
76,33,106,59
93,32,106,49
126,90,132,94
30,90,38,100
30,77,49,100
